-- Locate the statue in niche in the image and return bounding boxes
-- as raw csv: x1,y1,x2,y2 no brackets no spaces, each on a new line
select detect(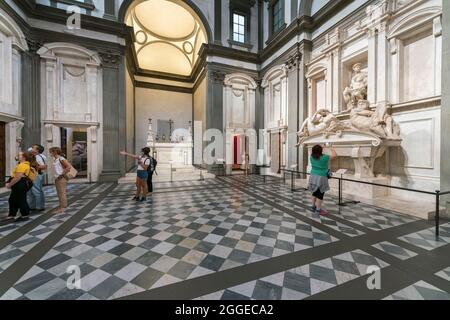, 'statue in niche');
343,63,368,110
297,109,349,145
349,100,401,139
